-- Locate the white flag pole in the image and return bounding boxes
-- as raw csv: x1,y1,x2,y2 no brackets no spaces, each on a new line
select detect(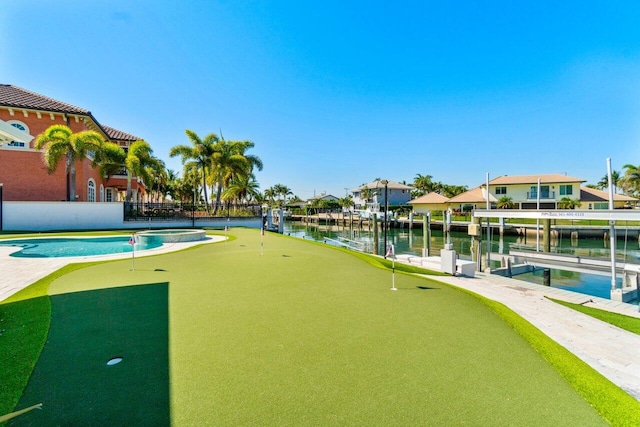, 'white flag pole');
390,244,397,291
130,233,136,271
